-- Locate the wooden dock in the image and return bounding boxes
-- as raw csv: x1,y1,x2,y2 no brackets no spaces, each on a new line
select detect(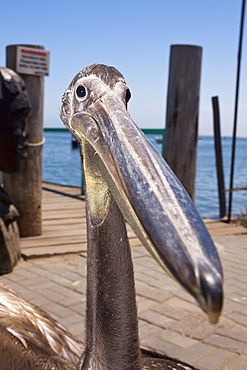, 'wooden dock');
20,182,141,258
20,182,247,259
